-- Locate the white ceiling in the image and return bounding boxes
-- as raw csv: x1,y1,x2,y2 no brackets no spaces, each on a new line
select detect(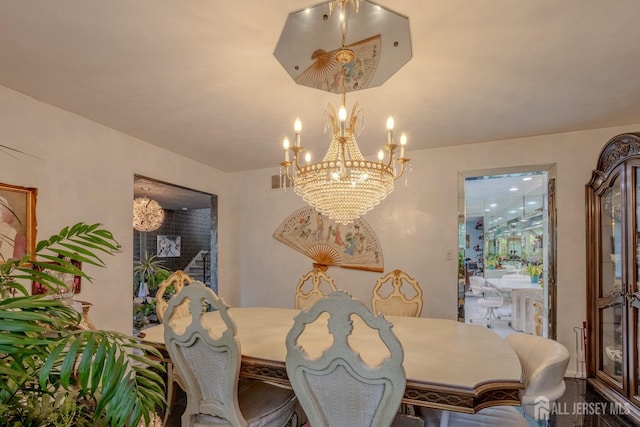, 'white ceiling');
134,175,213,211
1,1,640,174
464,172,545,220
